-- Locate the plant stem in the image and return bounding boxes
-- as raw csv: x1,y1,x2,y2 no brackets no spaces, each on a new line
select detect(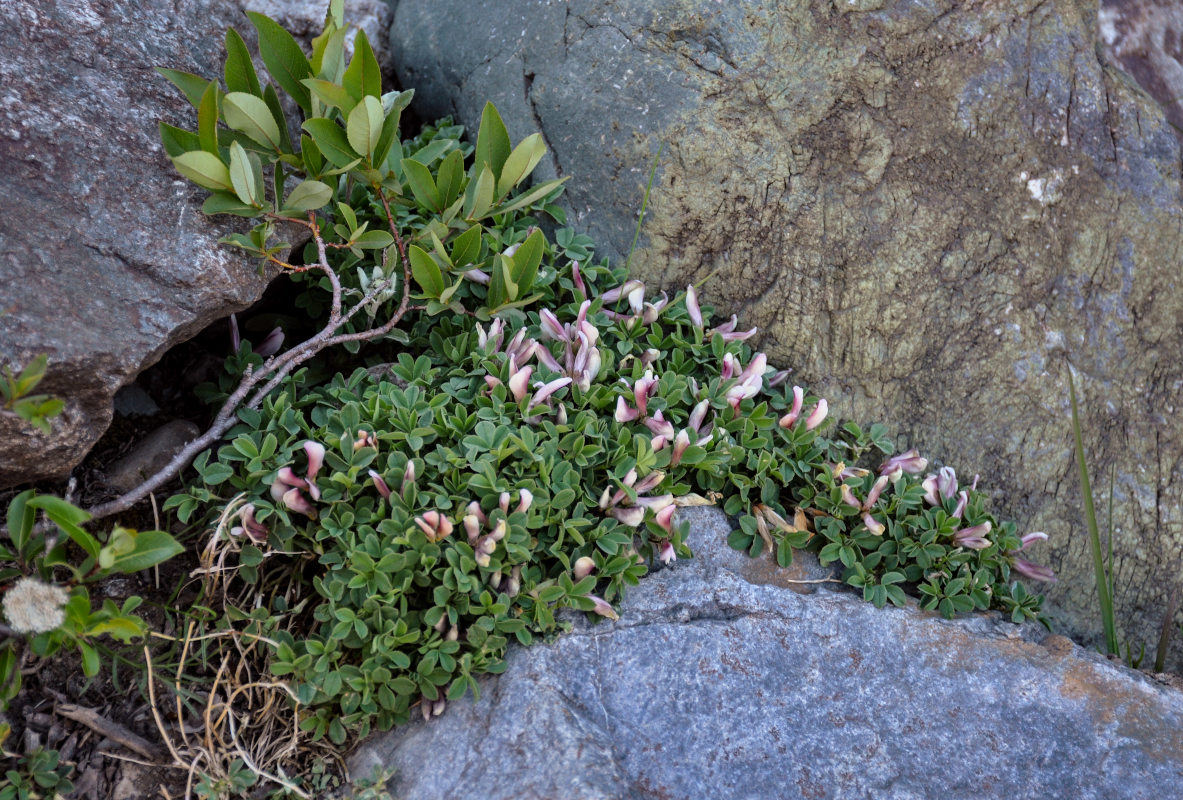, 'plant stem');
1068,365,1118,655
624,142,665,275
